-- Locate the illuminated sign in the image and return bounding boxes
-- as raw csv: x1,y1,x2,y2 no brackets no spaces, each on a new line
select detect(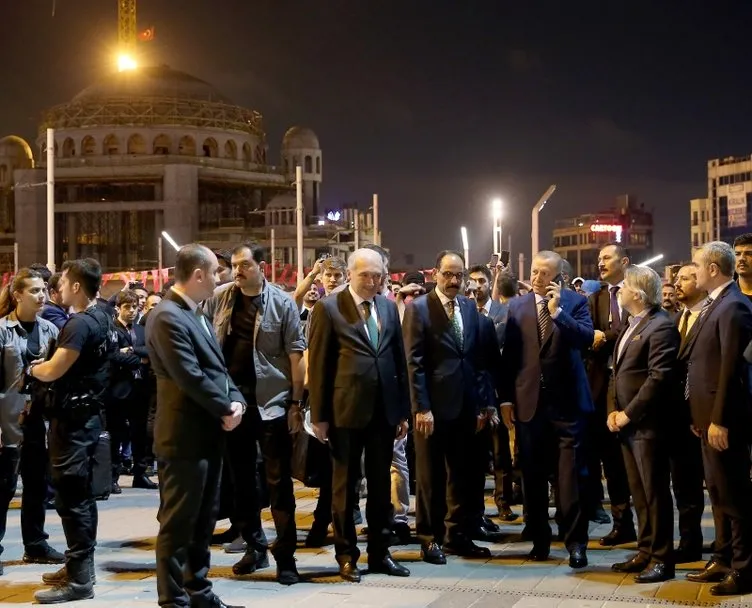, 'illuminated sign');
326,210,342,222
590,224,623,243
